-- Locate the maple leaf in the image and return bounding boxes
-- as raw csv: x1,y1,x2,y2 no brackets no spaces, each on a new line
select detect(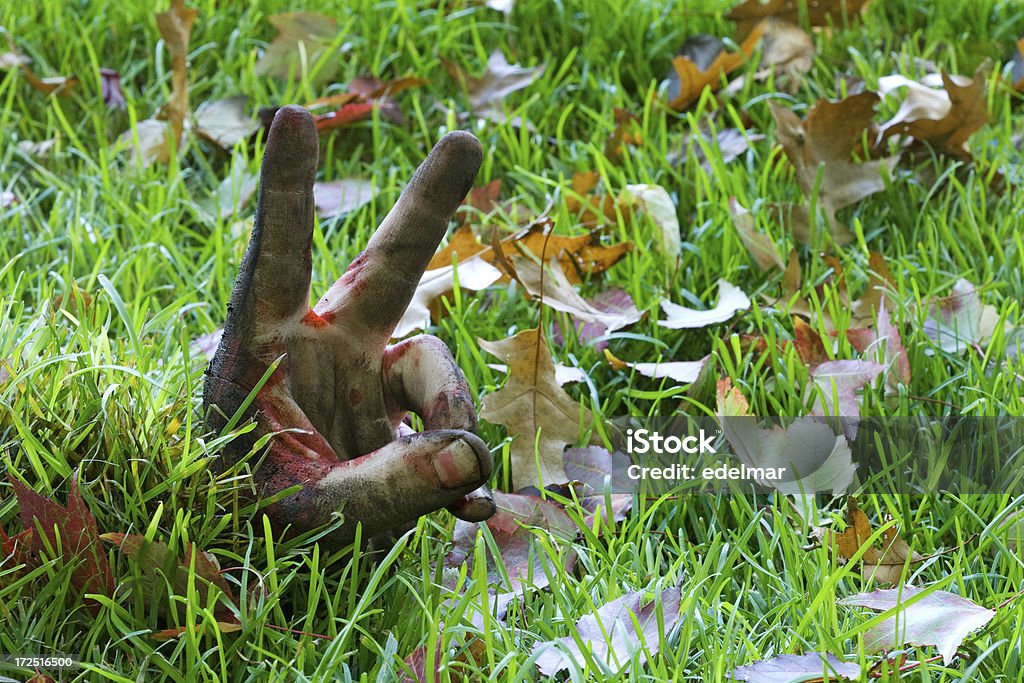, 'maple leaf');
8,475,114,608
658,279,751,329
730,653,863,682
479,328,593,488
312,179,376,219
392,259,502,338
840,585,995,664
532,586,682,675
666,23,764,110
829,496,924,585
255,12,343,86
194,96,260,149
444,49,546,119
728,198,785,272
923,279,1004,354
770,92,899,245
878,61,989,159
